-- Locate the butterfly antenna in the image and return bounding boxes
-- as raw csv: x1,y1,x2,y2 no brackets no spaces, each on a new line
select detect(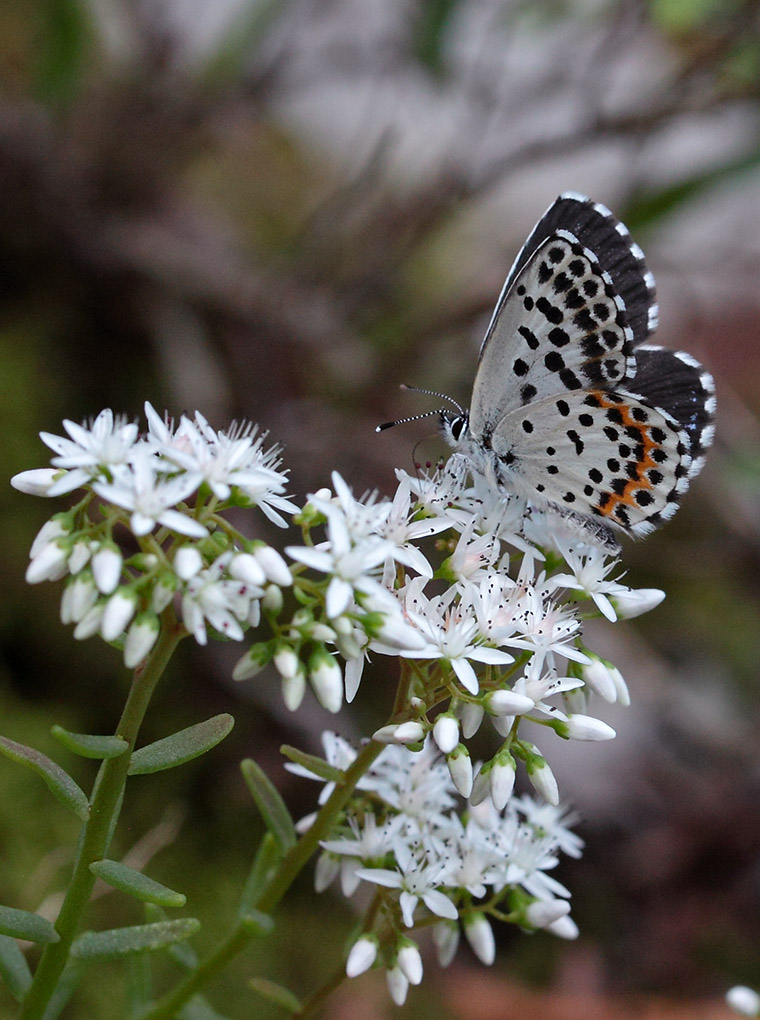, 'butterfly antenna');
375,384,465,432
